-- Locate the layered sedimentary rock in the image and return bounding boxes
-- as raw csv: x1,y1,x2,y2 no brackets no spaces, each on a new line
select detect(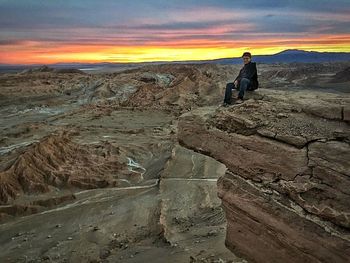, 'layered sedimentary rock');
178,90,350,262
